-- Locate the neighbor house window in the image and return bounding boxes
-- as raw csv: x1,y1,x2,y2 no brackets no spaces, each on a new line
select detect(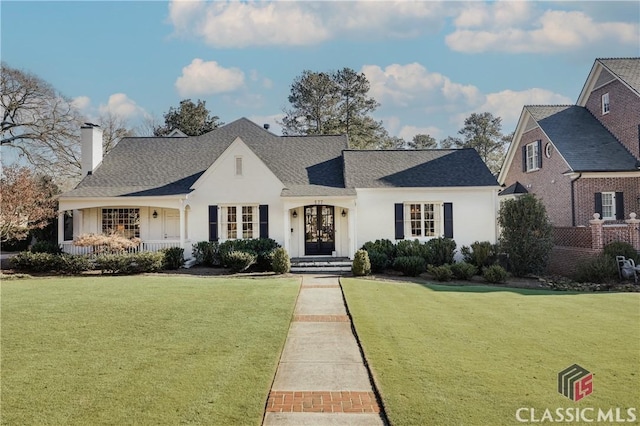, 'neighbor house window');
406,203,442,238
102,208,140,238
525,142,540,172
221,205,258,239
601,192,615,220
602,93,610,114
235,156,243,176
